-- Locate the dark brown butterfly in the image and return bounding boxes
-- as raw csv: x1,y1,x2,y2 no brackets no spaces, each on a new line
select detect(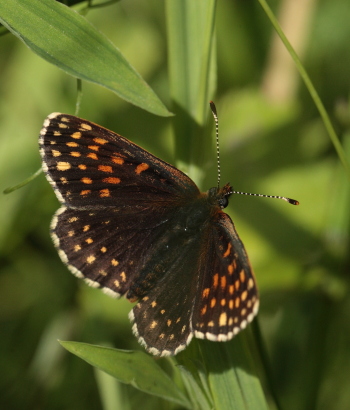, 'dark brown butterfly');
39,105,298,356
